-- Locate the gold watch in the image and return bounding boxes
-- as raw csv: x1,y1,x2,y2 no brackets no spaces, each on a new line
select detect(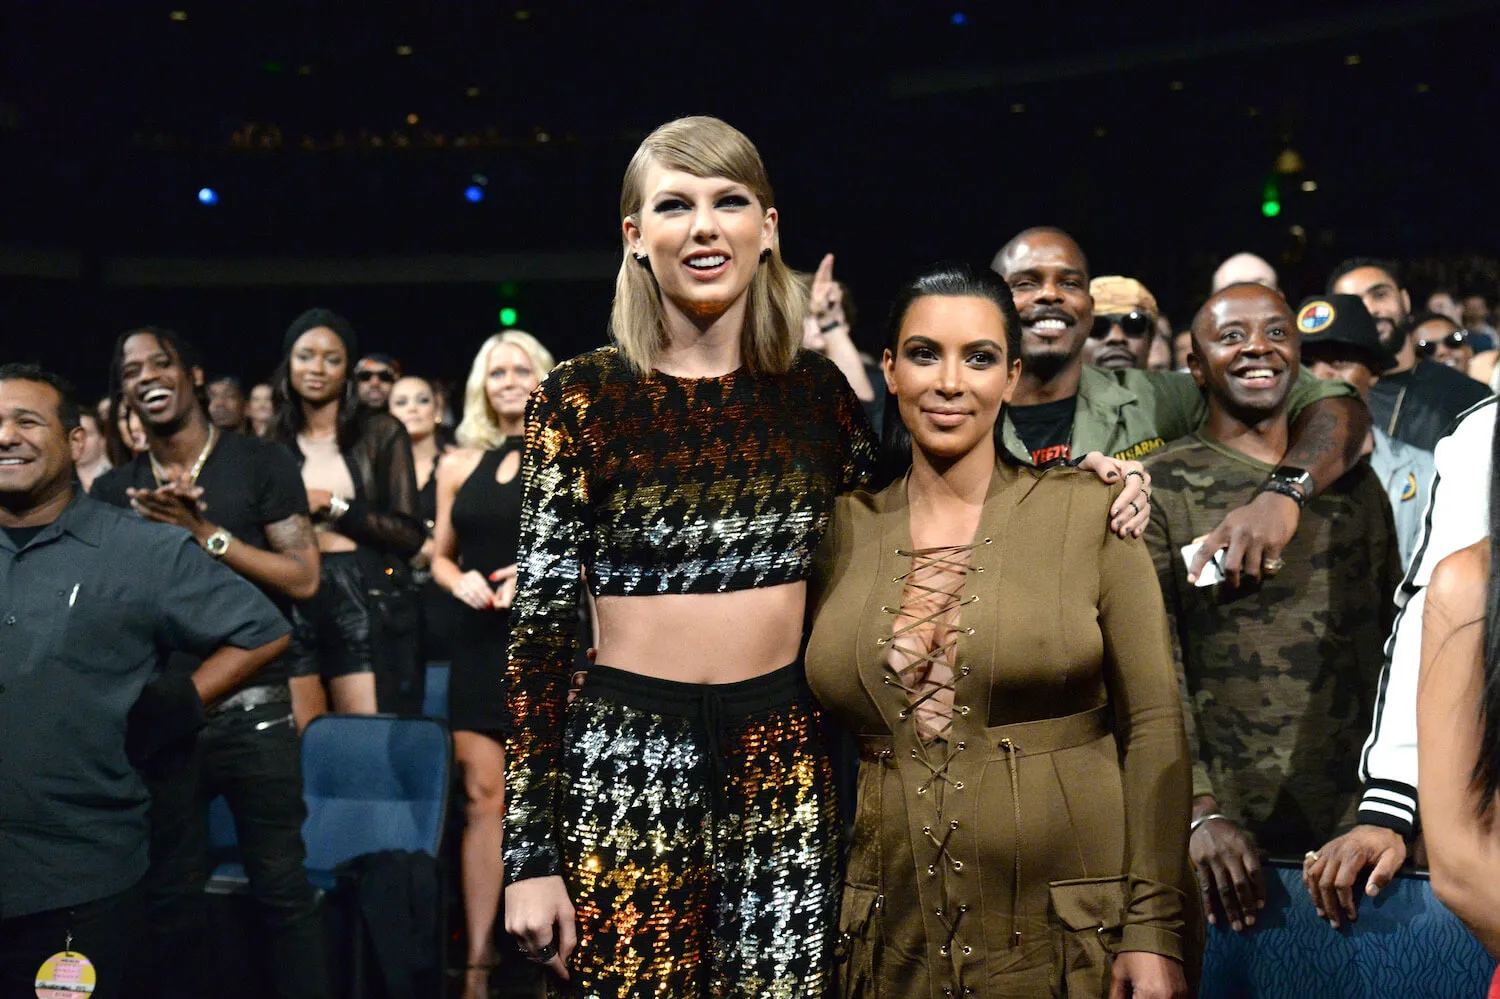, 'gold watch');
204,528,232,559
